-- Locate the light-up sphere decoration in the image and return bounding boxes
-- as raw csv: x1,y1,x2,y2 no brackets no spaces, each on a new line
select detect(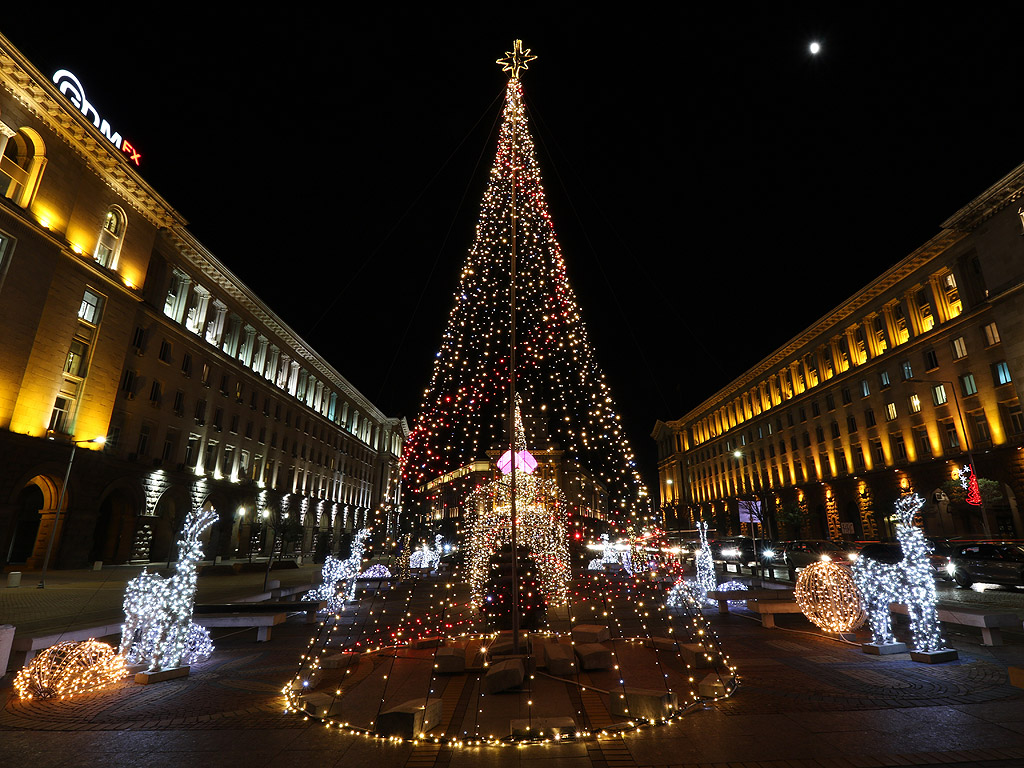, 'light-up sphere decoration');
14,640,127,700
794,561,867,632
715,580,749,608
360,563,392,578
